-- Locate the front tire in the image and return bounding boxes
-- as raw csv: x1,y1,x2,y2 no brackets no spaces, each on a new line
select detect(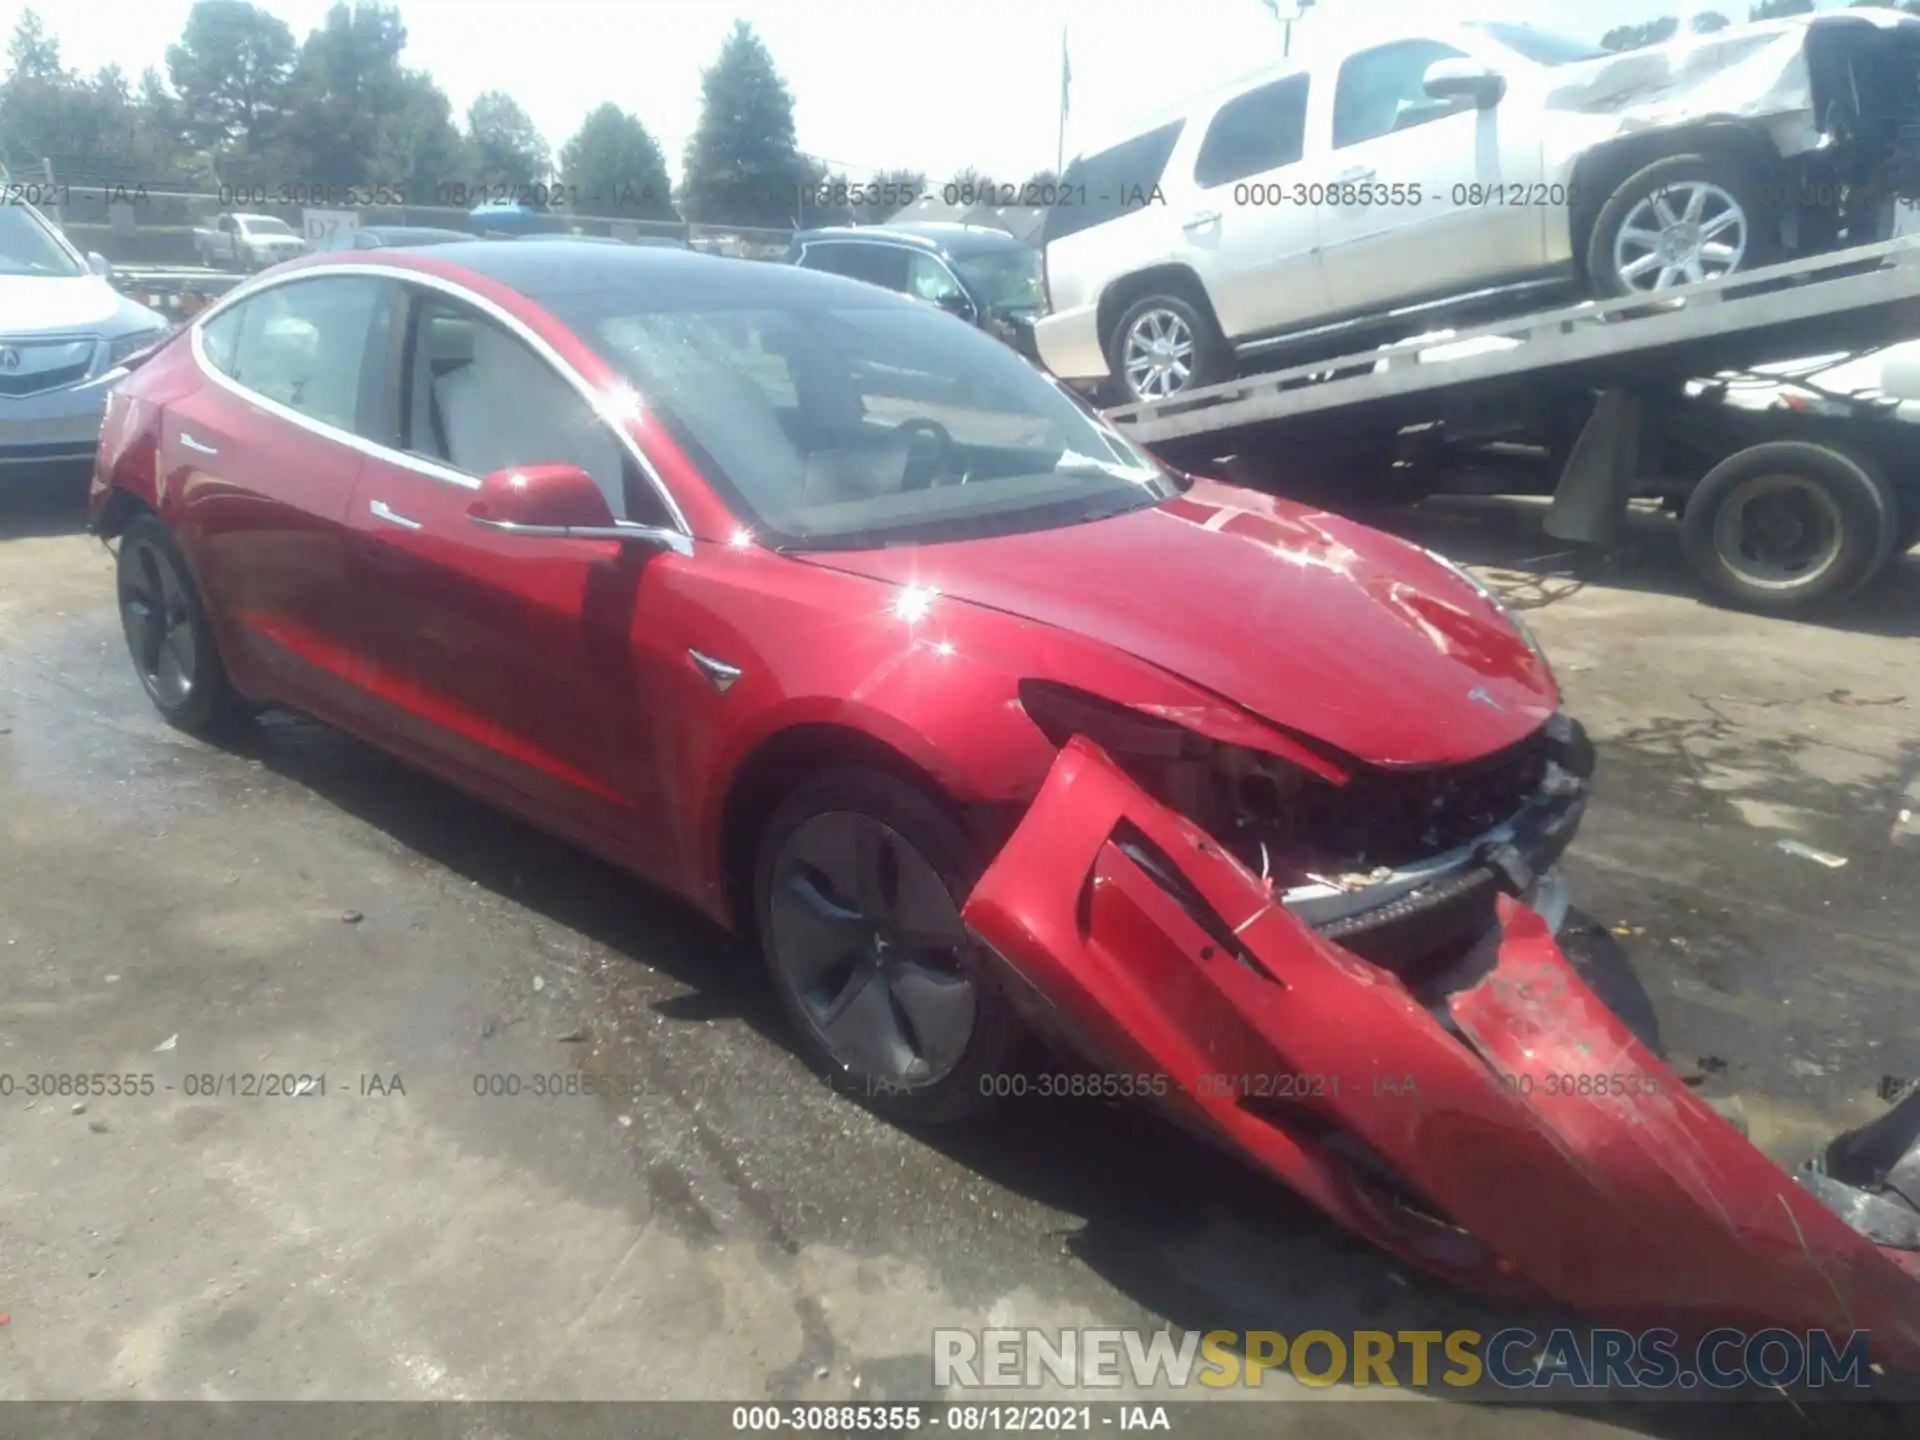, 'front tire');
753,769,1021,1125
1106,292,1231,405
1680,440,1895,613
1588,153,1779,298
116,514,246,734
